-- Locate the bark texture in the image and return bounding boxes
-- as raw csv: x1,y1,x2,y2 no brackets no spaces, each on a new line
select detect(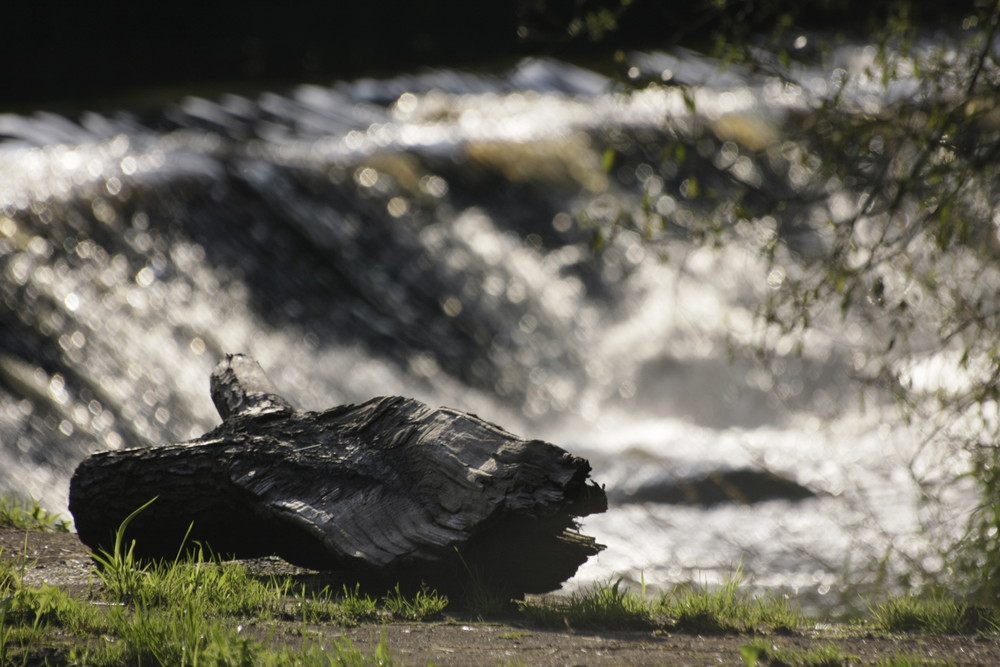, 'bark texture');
69,354,606,595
